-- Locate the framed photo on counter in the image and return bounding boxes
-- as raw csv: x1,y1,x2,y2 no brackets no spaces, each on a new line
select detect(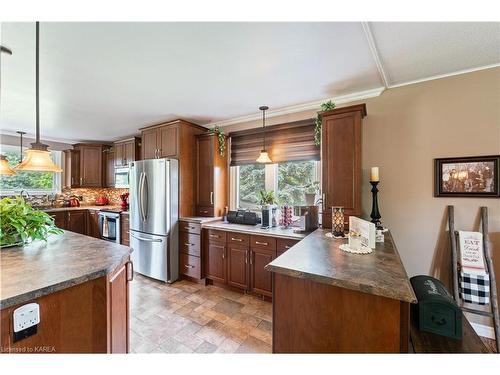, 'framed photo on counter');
434,155,500,197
